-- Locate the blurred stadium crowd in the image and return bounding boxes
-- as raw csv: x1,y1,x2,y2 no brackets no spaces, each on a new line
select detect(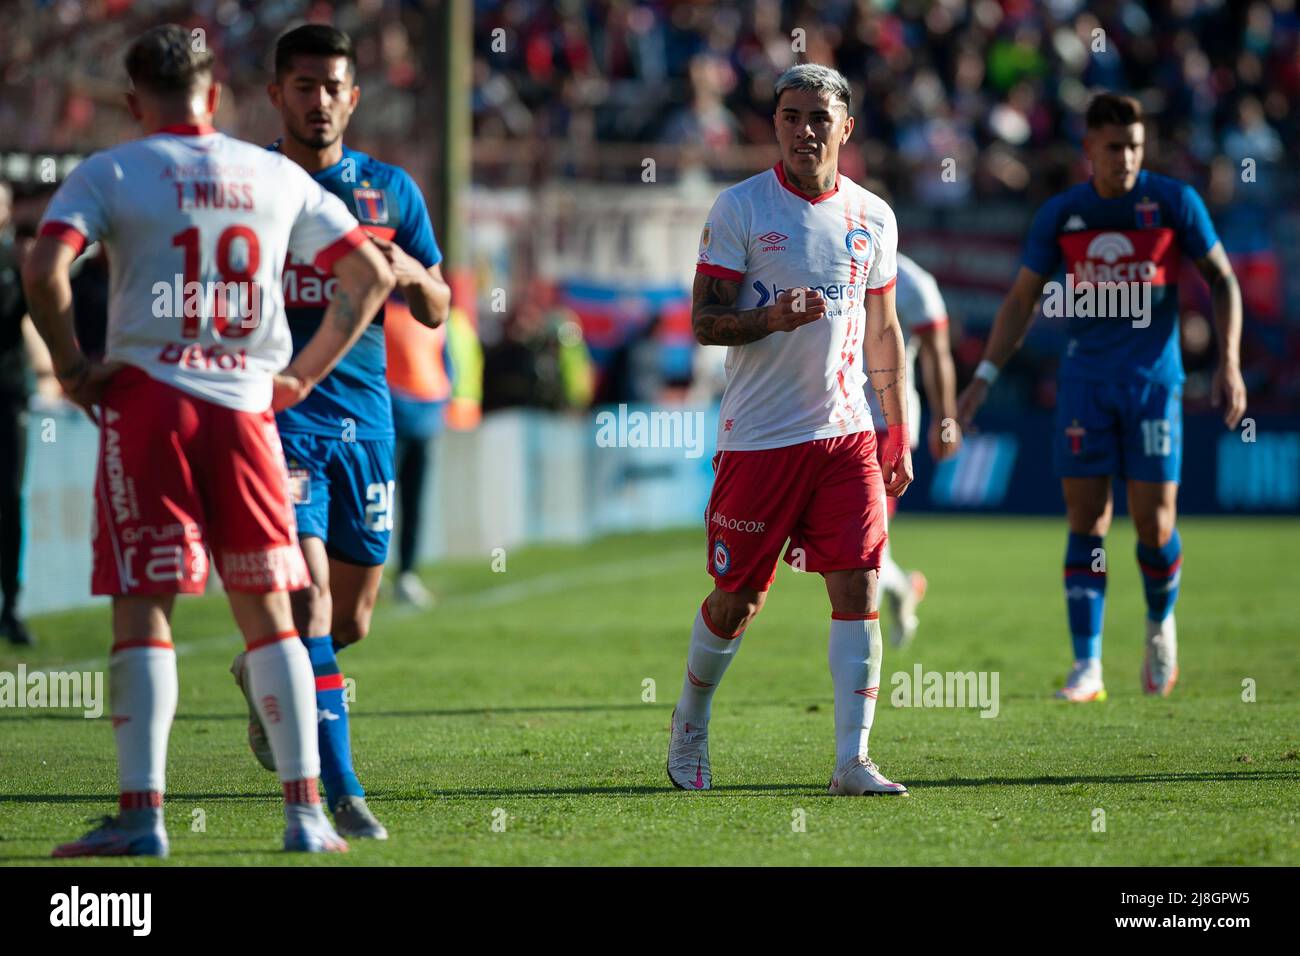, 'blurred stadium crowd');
470,0,1300,412
0,0,433,169
473,0,1299,200
0,0,1297,417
